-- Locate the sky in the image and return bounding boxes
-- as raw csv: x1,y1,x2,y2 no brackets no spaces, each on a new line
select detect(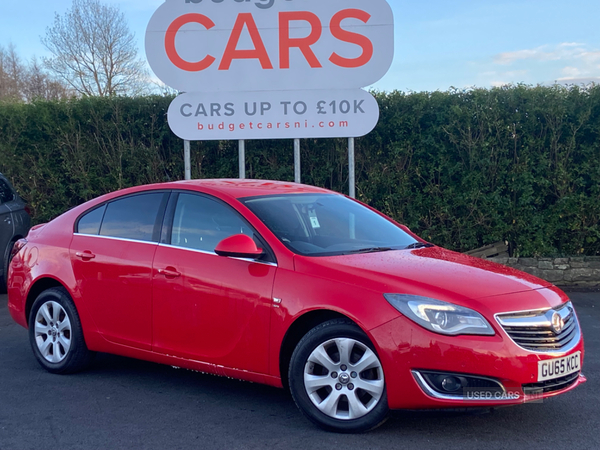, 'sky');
0,0,599,92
